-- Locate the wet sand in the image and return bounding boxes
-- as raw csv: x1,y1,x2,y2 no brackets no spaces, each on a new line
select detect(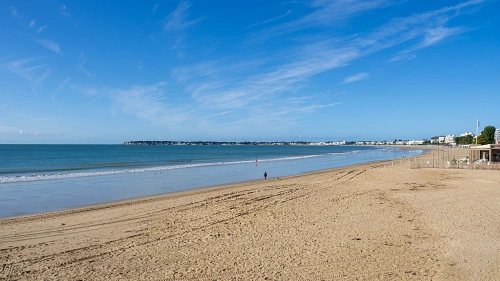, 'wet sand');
1,149,499,280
